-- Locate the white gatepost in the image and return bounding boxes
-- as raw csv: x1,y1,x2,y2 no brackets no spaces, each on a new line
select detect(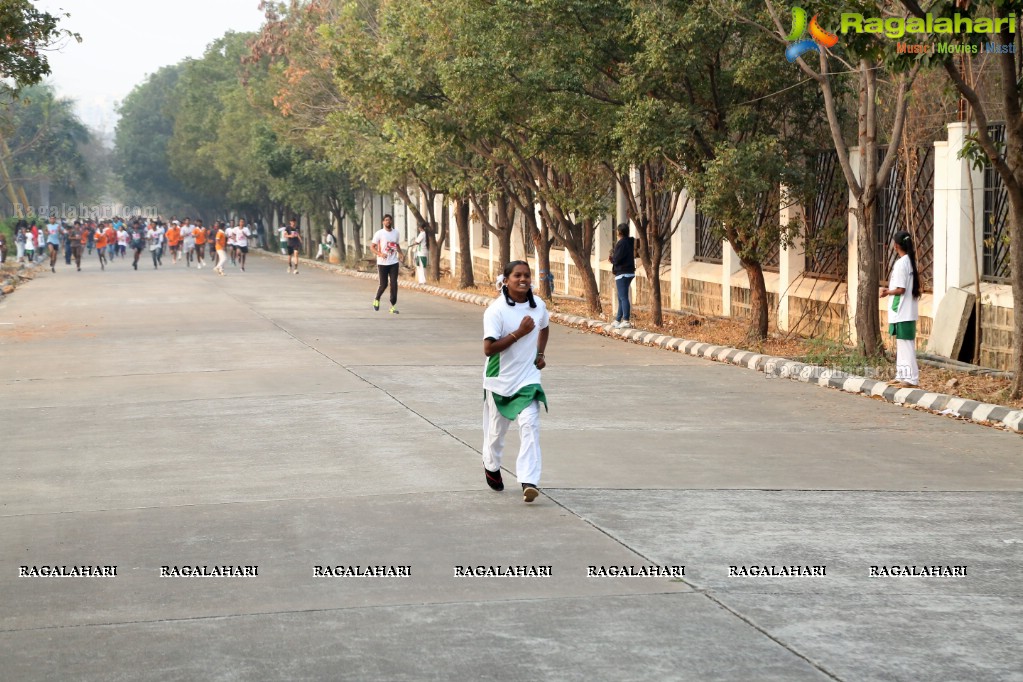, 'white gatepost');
777,191,804,332
446,197,457,276
671,190,695,311
932,122,985,312
721,237,743,317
